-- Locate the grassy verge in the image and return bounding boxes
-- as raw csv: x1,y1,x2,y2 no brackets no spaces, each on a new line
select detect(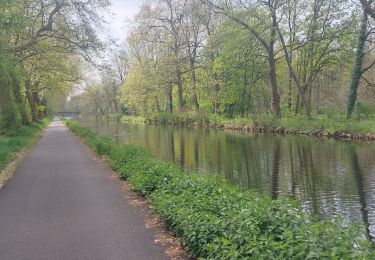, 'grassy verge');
121,115,146,123
66,120,375,259
0,118,51,171
144,112,375,140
